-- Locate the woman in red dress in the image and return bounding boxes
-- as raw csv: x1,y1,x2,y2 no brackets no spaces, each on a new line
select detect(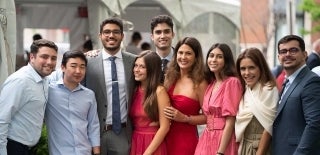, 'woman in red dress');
129,51,171,155
163,37,208,155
